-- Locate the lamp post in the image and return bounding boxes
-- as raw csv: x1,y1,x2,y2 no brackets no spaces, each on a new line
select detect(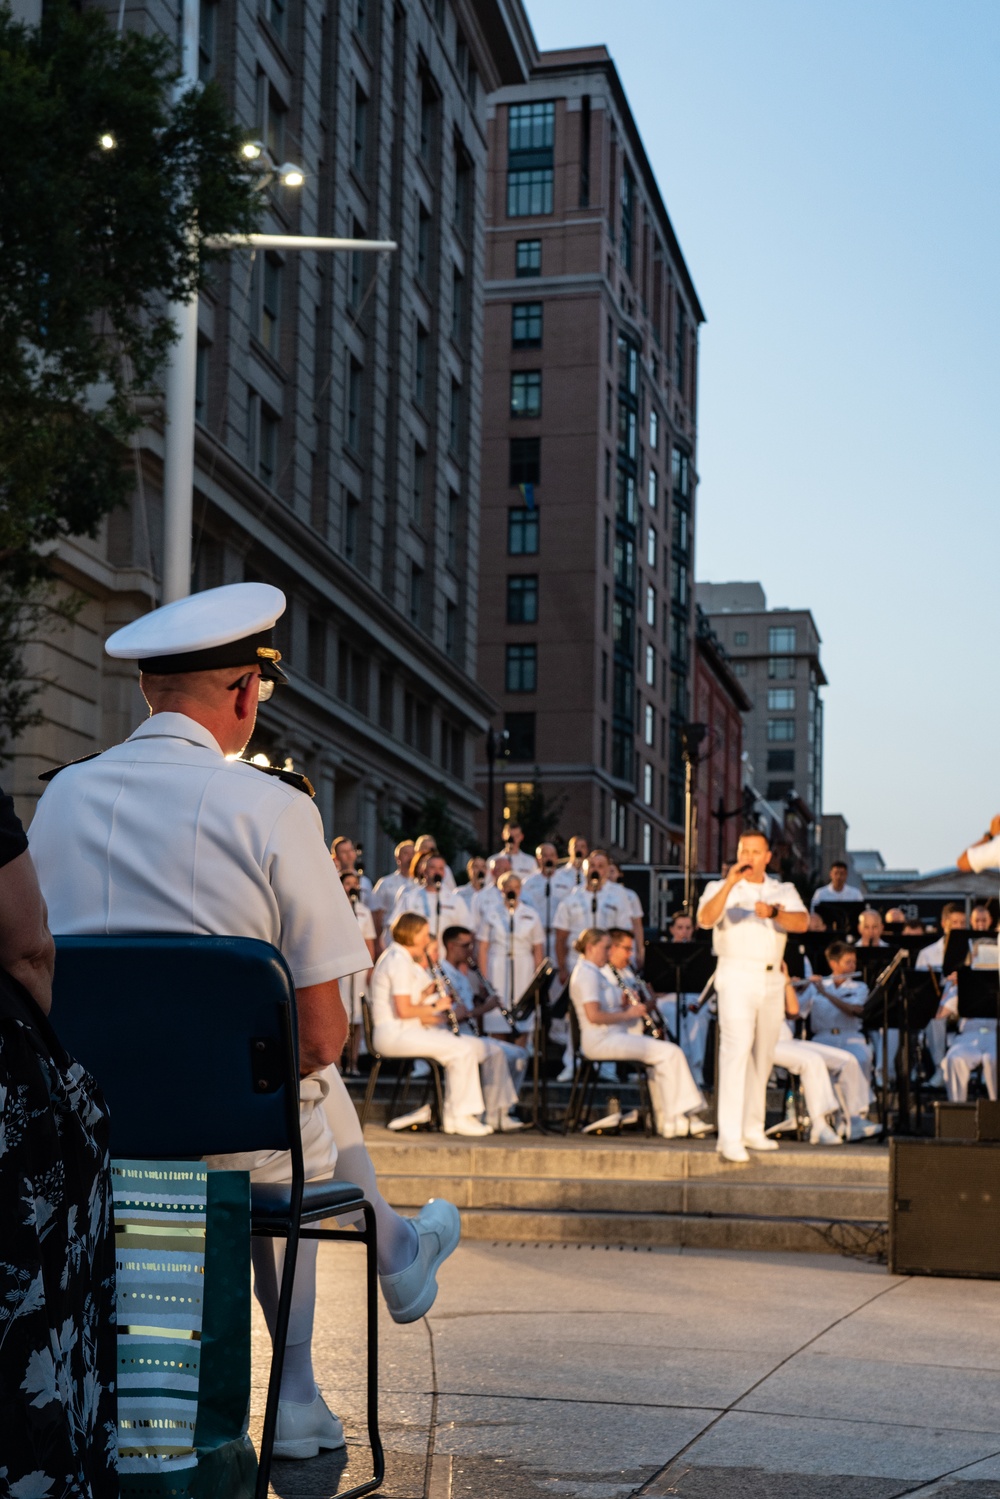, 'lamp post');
680,722,708,916
485,727,510,852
